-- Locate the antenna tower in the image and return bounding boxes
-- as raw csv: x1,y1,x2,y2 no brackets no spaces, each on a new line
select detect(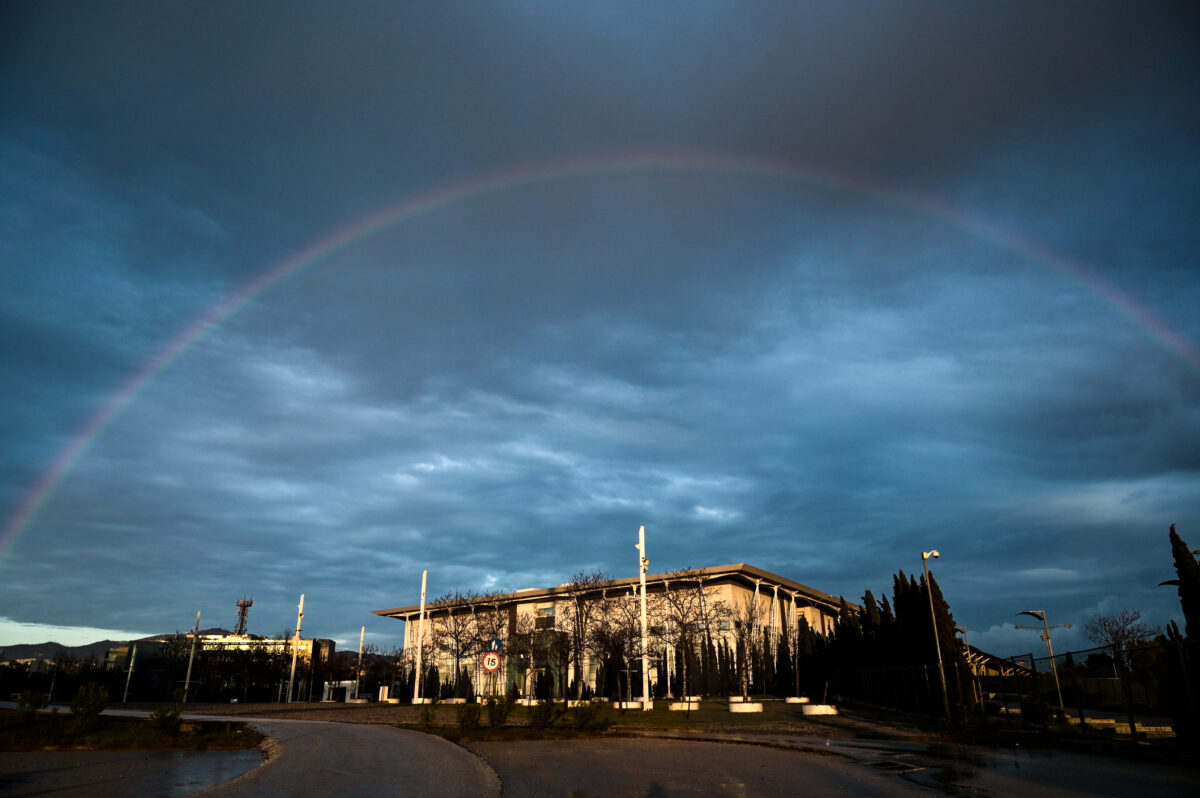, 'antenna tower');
234,596,253,636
